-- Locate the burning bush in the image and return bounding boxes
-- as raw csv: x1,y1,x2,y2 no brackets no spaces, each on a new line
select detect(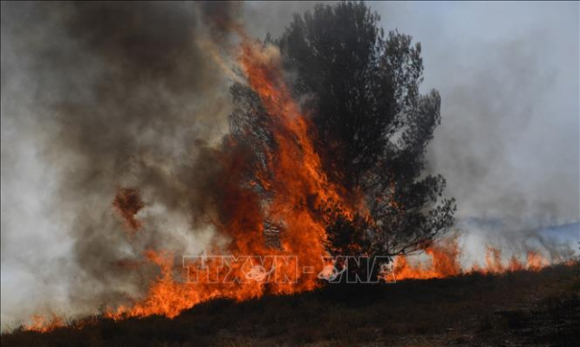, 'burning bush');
231,2,456,272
